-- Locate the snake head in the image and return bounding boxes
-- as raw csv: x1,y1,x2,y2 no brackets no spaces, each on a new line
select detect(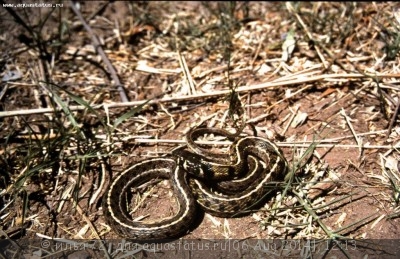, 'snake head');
173,149,217,179
173,149,204,174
